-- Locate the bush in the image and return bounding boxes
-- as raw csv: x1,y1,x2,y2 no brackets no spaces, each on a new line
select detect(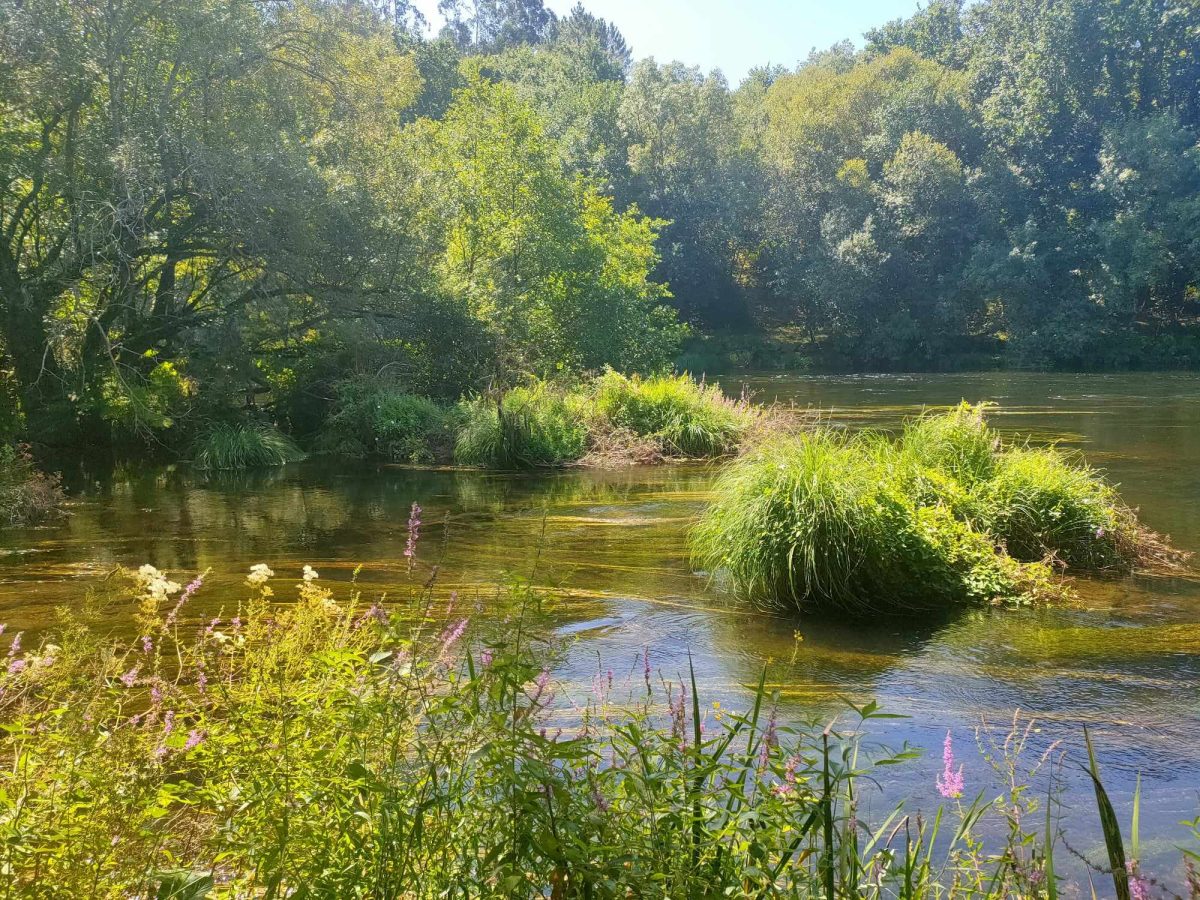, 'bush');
691,431,1050,615
455,385,588,468
192,423,304,470
590,370,751,458
0,444,65,525
320,382,454,463
899,402,999,486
